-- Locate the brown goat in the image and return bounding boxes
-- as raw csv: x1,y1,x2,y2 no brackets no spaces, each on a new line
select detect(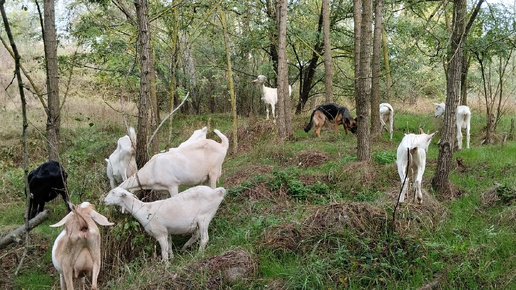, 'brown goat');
51,202,113,290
